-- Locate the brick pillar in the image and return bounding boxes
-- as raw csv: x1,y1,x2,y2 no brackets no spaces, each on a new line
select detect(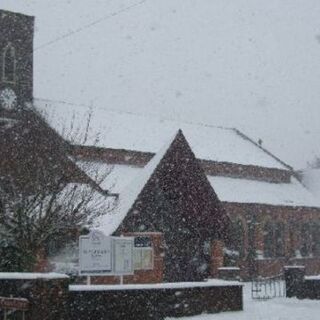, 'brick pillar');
33,248,49,272
211,240,224,277
284,266,305,298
